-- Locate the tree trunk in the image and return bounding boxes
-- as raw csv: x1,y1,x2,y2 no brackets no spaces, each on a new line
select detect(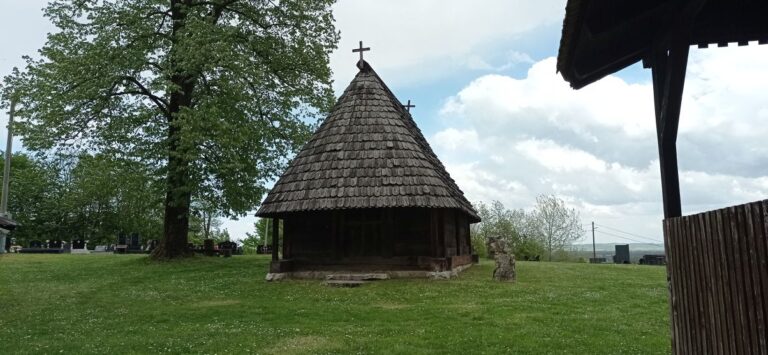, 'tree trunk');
151,143,193,259
204,211,211,240
151,0,195,259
